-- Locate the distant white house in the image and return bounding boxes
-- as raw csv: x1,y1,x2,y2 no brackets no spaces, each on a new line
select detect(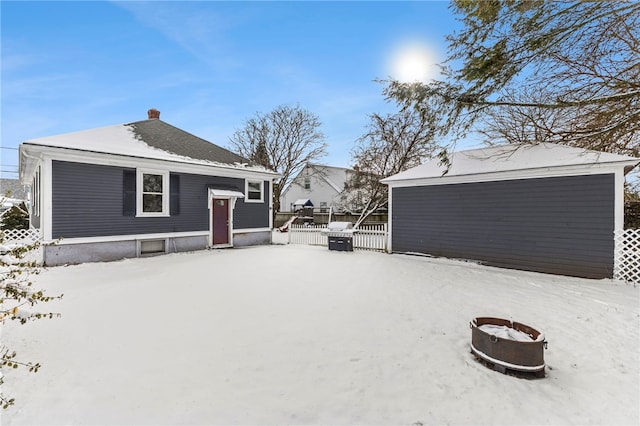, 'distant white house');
280,164,360,213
